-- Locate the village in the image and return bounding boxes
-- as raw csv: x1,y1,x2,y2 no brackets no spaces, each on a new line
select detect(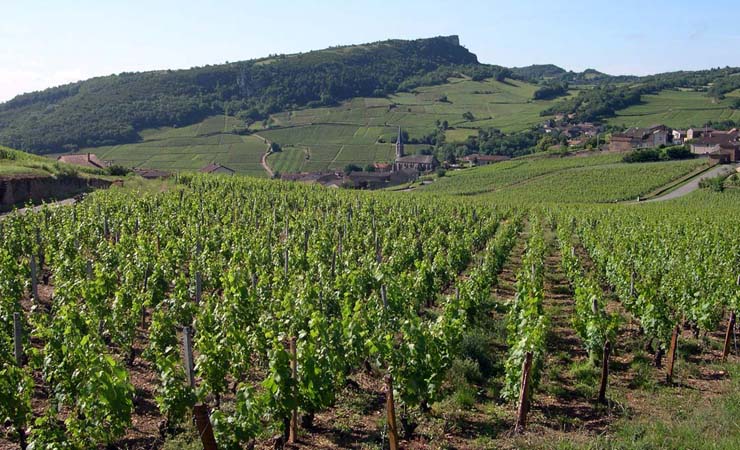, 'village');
56,121,740,190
